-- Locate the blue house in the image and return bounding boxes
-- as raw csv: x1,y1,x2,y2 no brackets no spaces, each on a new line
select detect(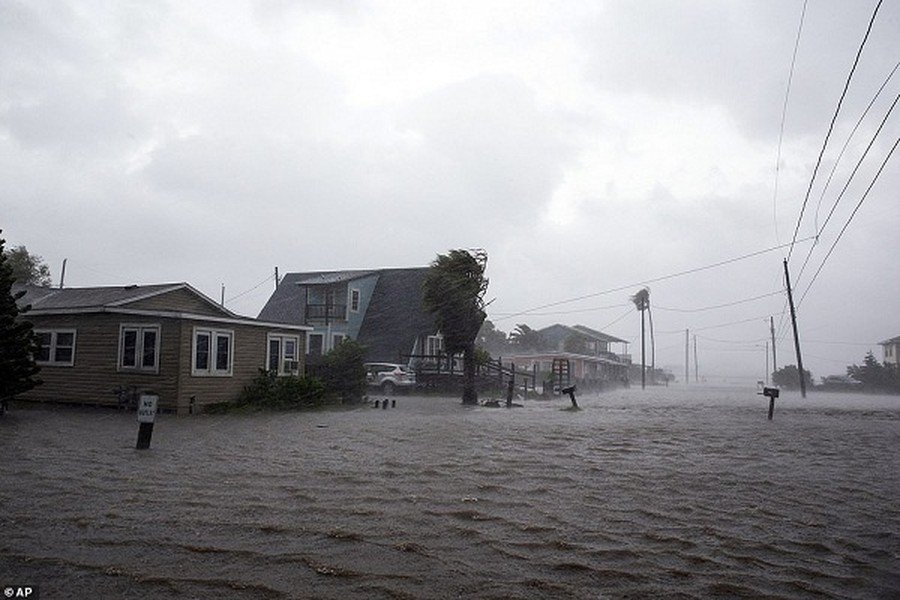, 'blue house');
258,268,441,363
